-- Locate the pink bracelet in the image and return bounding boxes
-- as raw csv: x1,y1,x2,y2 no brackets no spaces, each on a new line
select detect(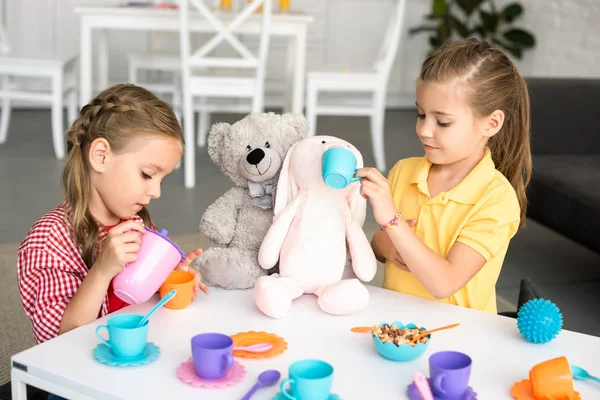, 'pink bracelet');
381,213,402,230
